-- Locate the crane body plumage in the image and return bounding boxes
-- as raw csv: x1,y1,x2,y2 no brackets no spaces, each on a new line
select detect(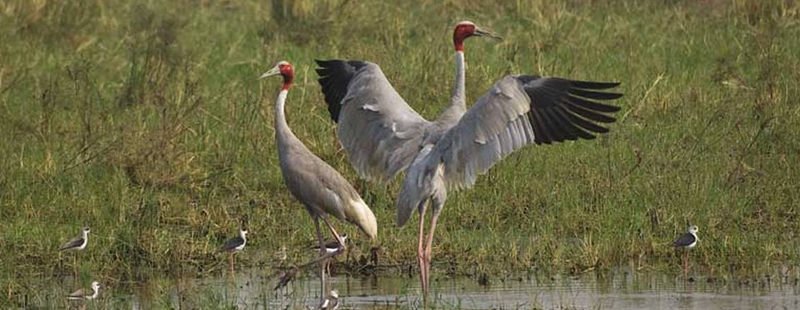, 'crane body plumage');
272,71,377,240
276,119,373,235
262,61,377,303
